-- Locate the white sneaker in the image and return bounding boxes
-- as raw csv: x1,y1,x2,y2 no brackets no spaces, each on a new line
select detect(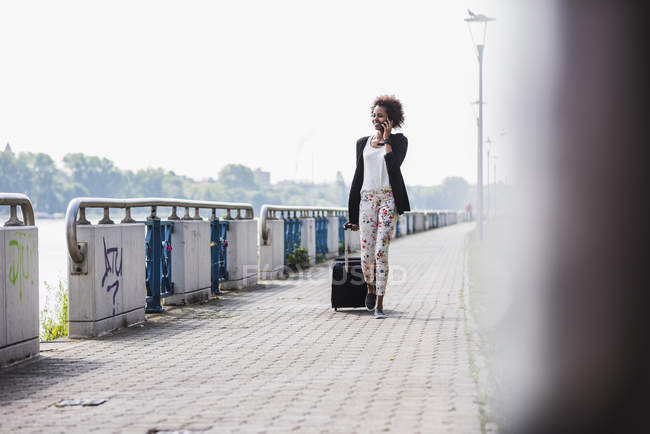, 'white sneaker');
374,309,386,319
